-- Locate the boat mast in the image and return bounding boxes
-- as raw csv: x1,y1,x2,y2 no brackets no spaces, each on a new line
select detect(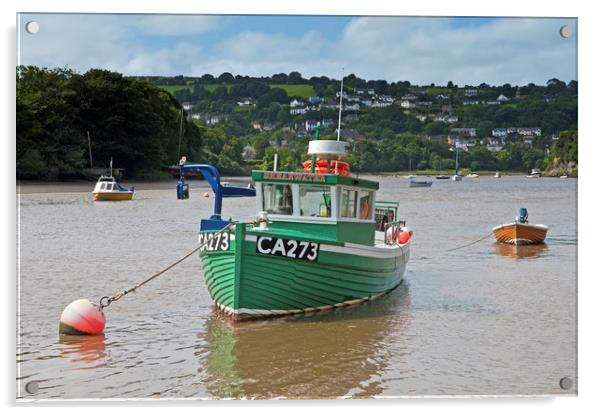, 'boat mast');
110,157,113,177
455,145,459,175
336,68,344,141
177,108,184,161
87,131,93,168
